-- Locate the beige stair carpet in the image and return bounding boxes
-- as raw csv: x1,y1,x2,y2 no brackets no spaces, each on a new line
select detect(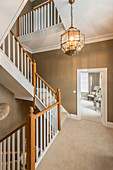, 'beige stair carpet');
36,118,113,170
